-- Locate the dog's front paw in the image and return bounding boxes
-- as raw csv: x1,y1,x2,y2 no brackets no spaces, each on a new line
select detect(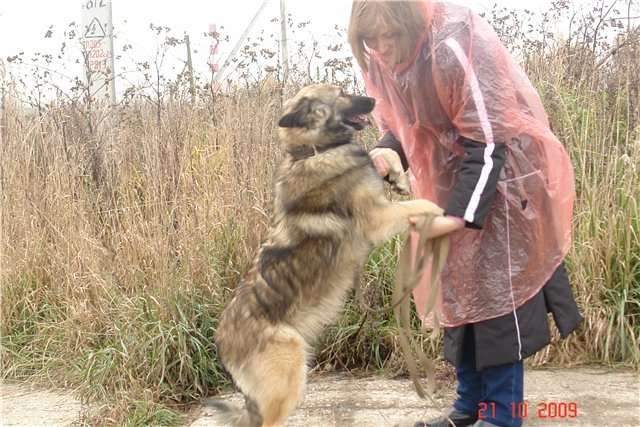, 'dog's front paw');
391,172,411,195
